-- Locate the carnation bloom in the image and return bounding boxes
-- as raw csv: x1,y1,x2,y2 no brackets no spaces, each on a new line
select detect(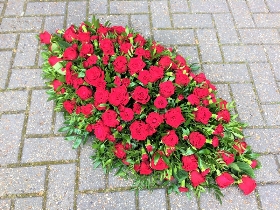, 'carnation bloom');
189,131,206,149
238,176,256,195
165,107,185,128
216,172,235,188
162,130,179,147
159,81,175,98
129,121,149,141
182,155,198,172
190,171,205,187
194,106,212,125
